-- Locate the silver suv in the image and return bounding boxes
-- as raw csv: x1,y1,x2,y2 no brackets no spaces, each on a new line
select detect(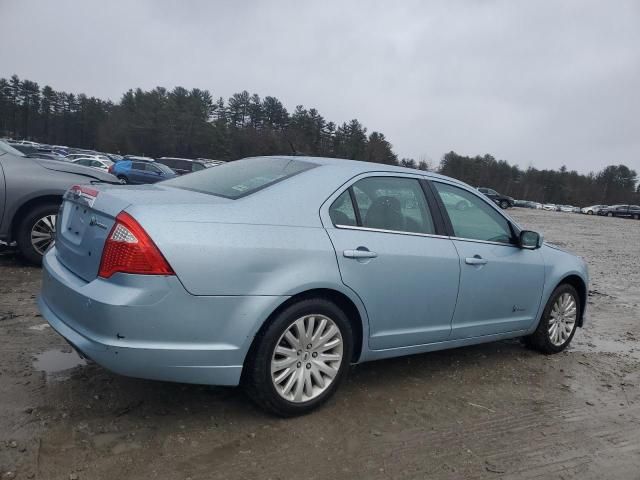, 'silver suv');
0,141,116,264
